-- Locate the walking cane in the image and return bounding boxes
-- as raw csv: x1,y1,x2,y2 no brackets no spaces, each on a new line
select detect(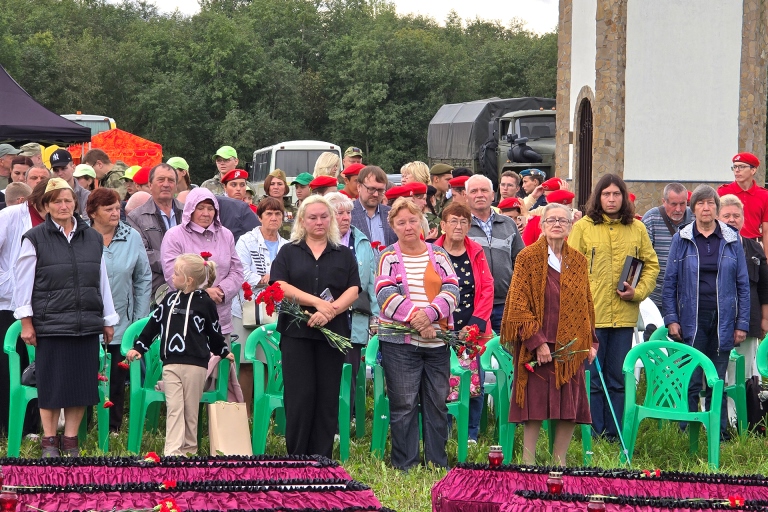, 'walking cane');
594,357,632,467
